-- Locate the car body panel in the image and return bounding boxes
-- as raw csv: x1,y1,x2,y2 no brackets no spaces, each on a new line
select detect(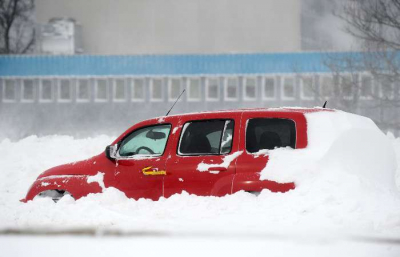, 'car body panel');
164,112,242,197
23,108,330,202
232,111,306,193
